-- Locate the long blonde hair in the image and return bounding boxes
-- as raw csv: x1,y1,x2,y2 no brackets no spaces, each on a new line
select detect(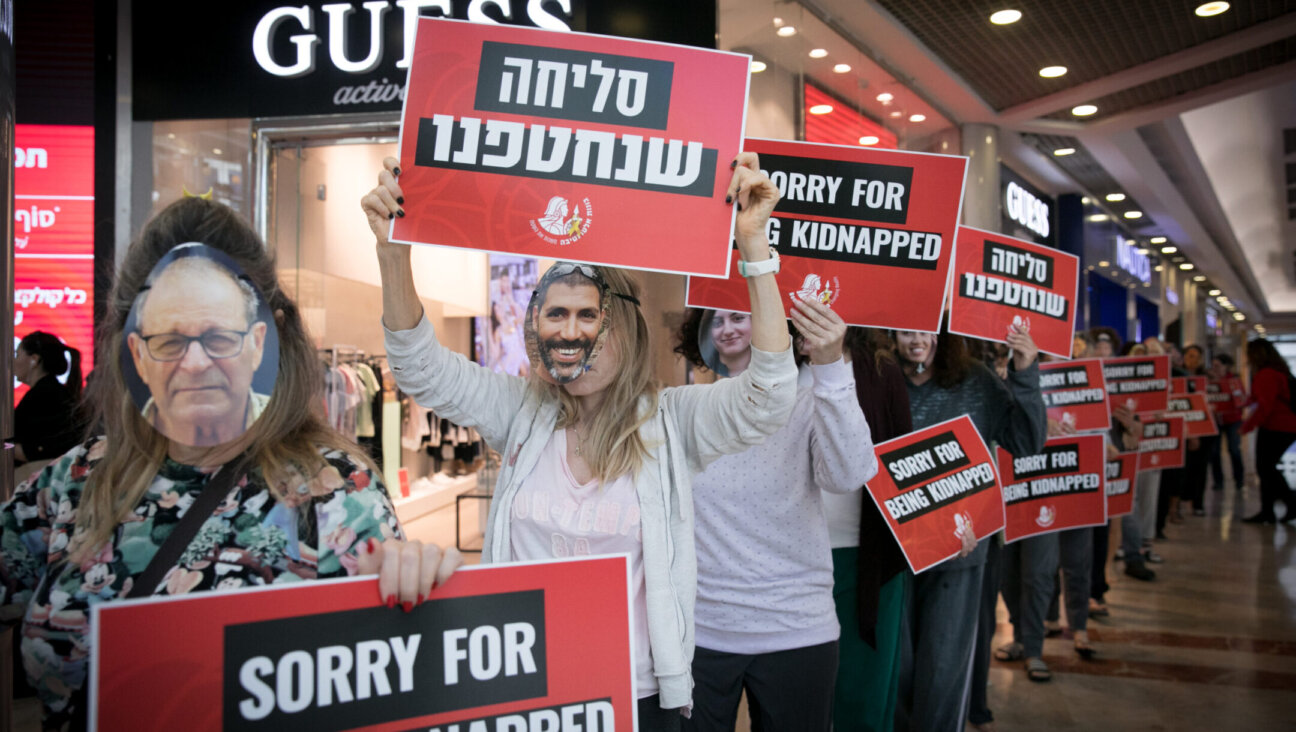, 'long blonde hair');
73,198,369,562
533,267,659,483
